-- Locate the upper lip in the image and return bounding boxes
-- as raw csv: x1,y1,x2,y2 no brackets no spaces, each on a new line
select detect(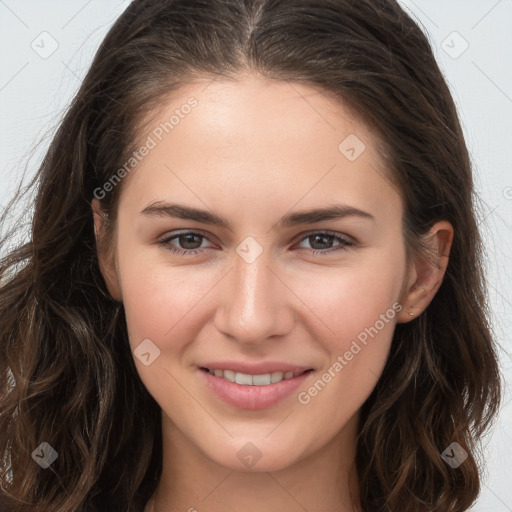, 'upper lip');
199,361,313,375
